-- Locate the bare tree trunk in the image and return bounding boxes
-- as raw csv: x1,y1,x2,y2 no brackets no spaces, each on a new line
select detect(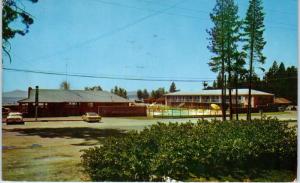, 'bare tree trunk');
221,64,226,121
247,1,256,122
247,60,253,121
220,0,226,122
235,73,239,120
228,70,233,120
